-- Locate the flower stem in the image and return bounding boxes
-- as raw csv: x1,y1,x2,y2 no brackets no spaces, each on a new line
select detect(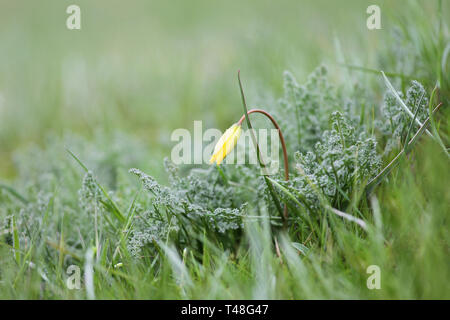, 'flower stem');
237,109,290,183
237,71,289,222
